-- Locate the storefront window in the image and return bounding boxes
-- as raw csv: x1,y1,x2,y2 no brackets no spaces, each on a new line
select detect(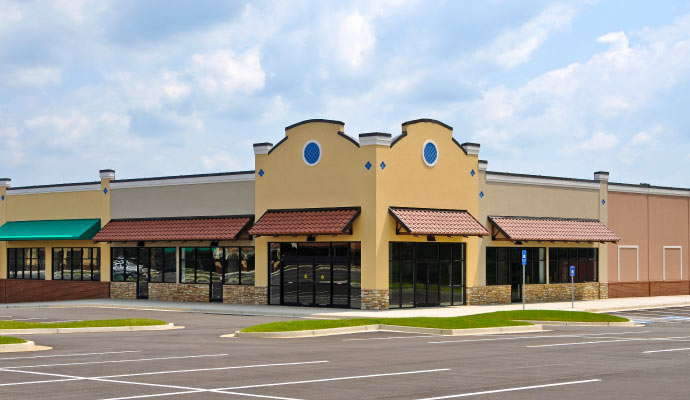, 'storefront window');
53,248,101,281
111,247,176,283
389,242,465,308
180,247,255,285
549,248,598,283
485,247,546,285
7,248,45,280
